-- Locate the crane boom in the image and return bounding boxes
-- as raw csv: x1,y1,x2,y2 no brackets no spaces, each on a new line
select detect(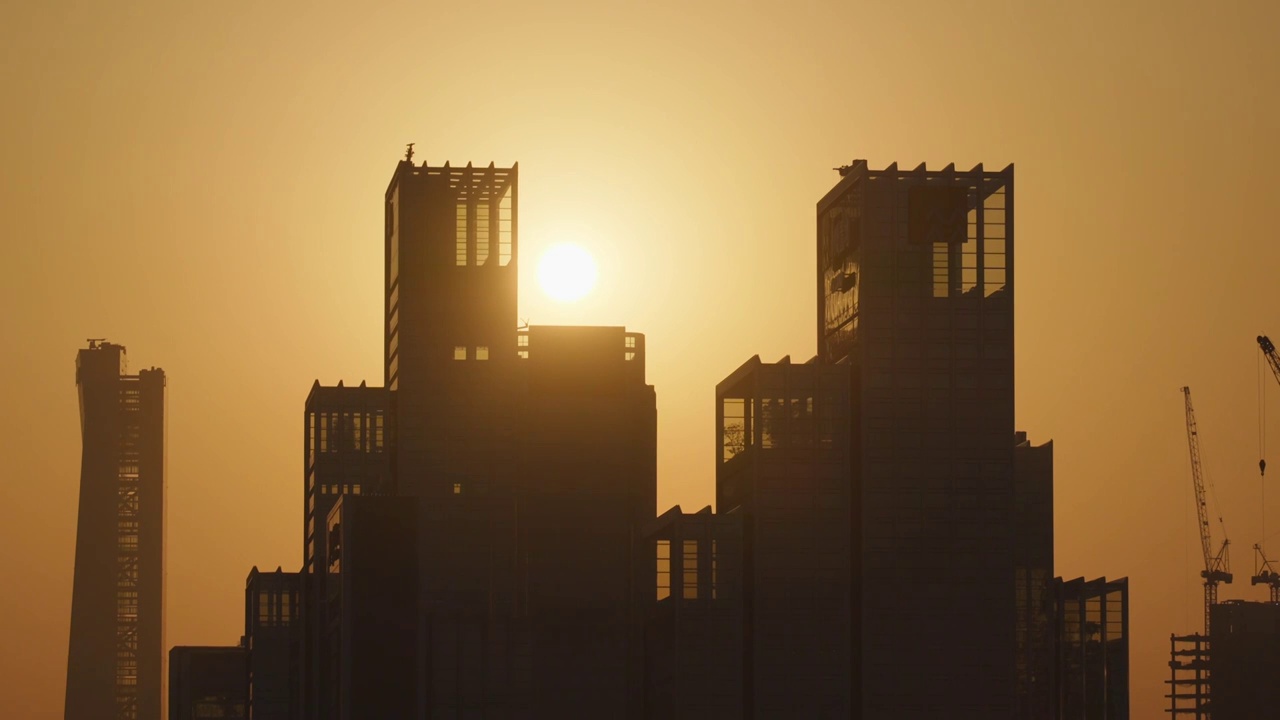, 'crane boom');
1259,336,1280,388
1183,386,1216,570
1181,386,1231,634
